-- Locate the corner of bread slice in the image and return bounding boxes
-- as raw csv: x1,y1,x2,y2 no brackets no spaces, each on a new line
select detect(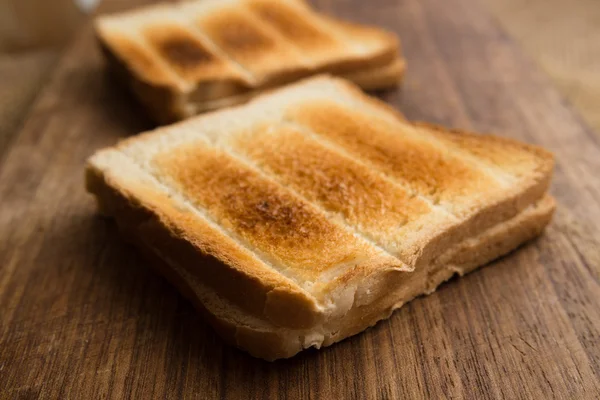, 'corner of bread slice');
94,11,196,123
298,194,555,355
279,0,400,70
85,147,327,331
235,193,554,360
95,9,191,91
414,121,555,212
320,16,401,70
